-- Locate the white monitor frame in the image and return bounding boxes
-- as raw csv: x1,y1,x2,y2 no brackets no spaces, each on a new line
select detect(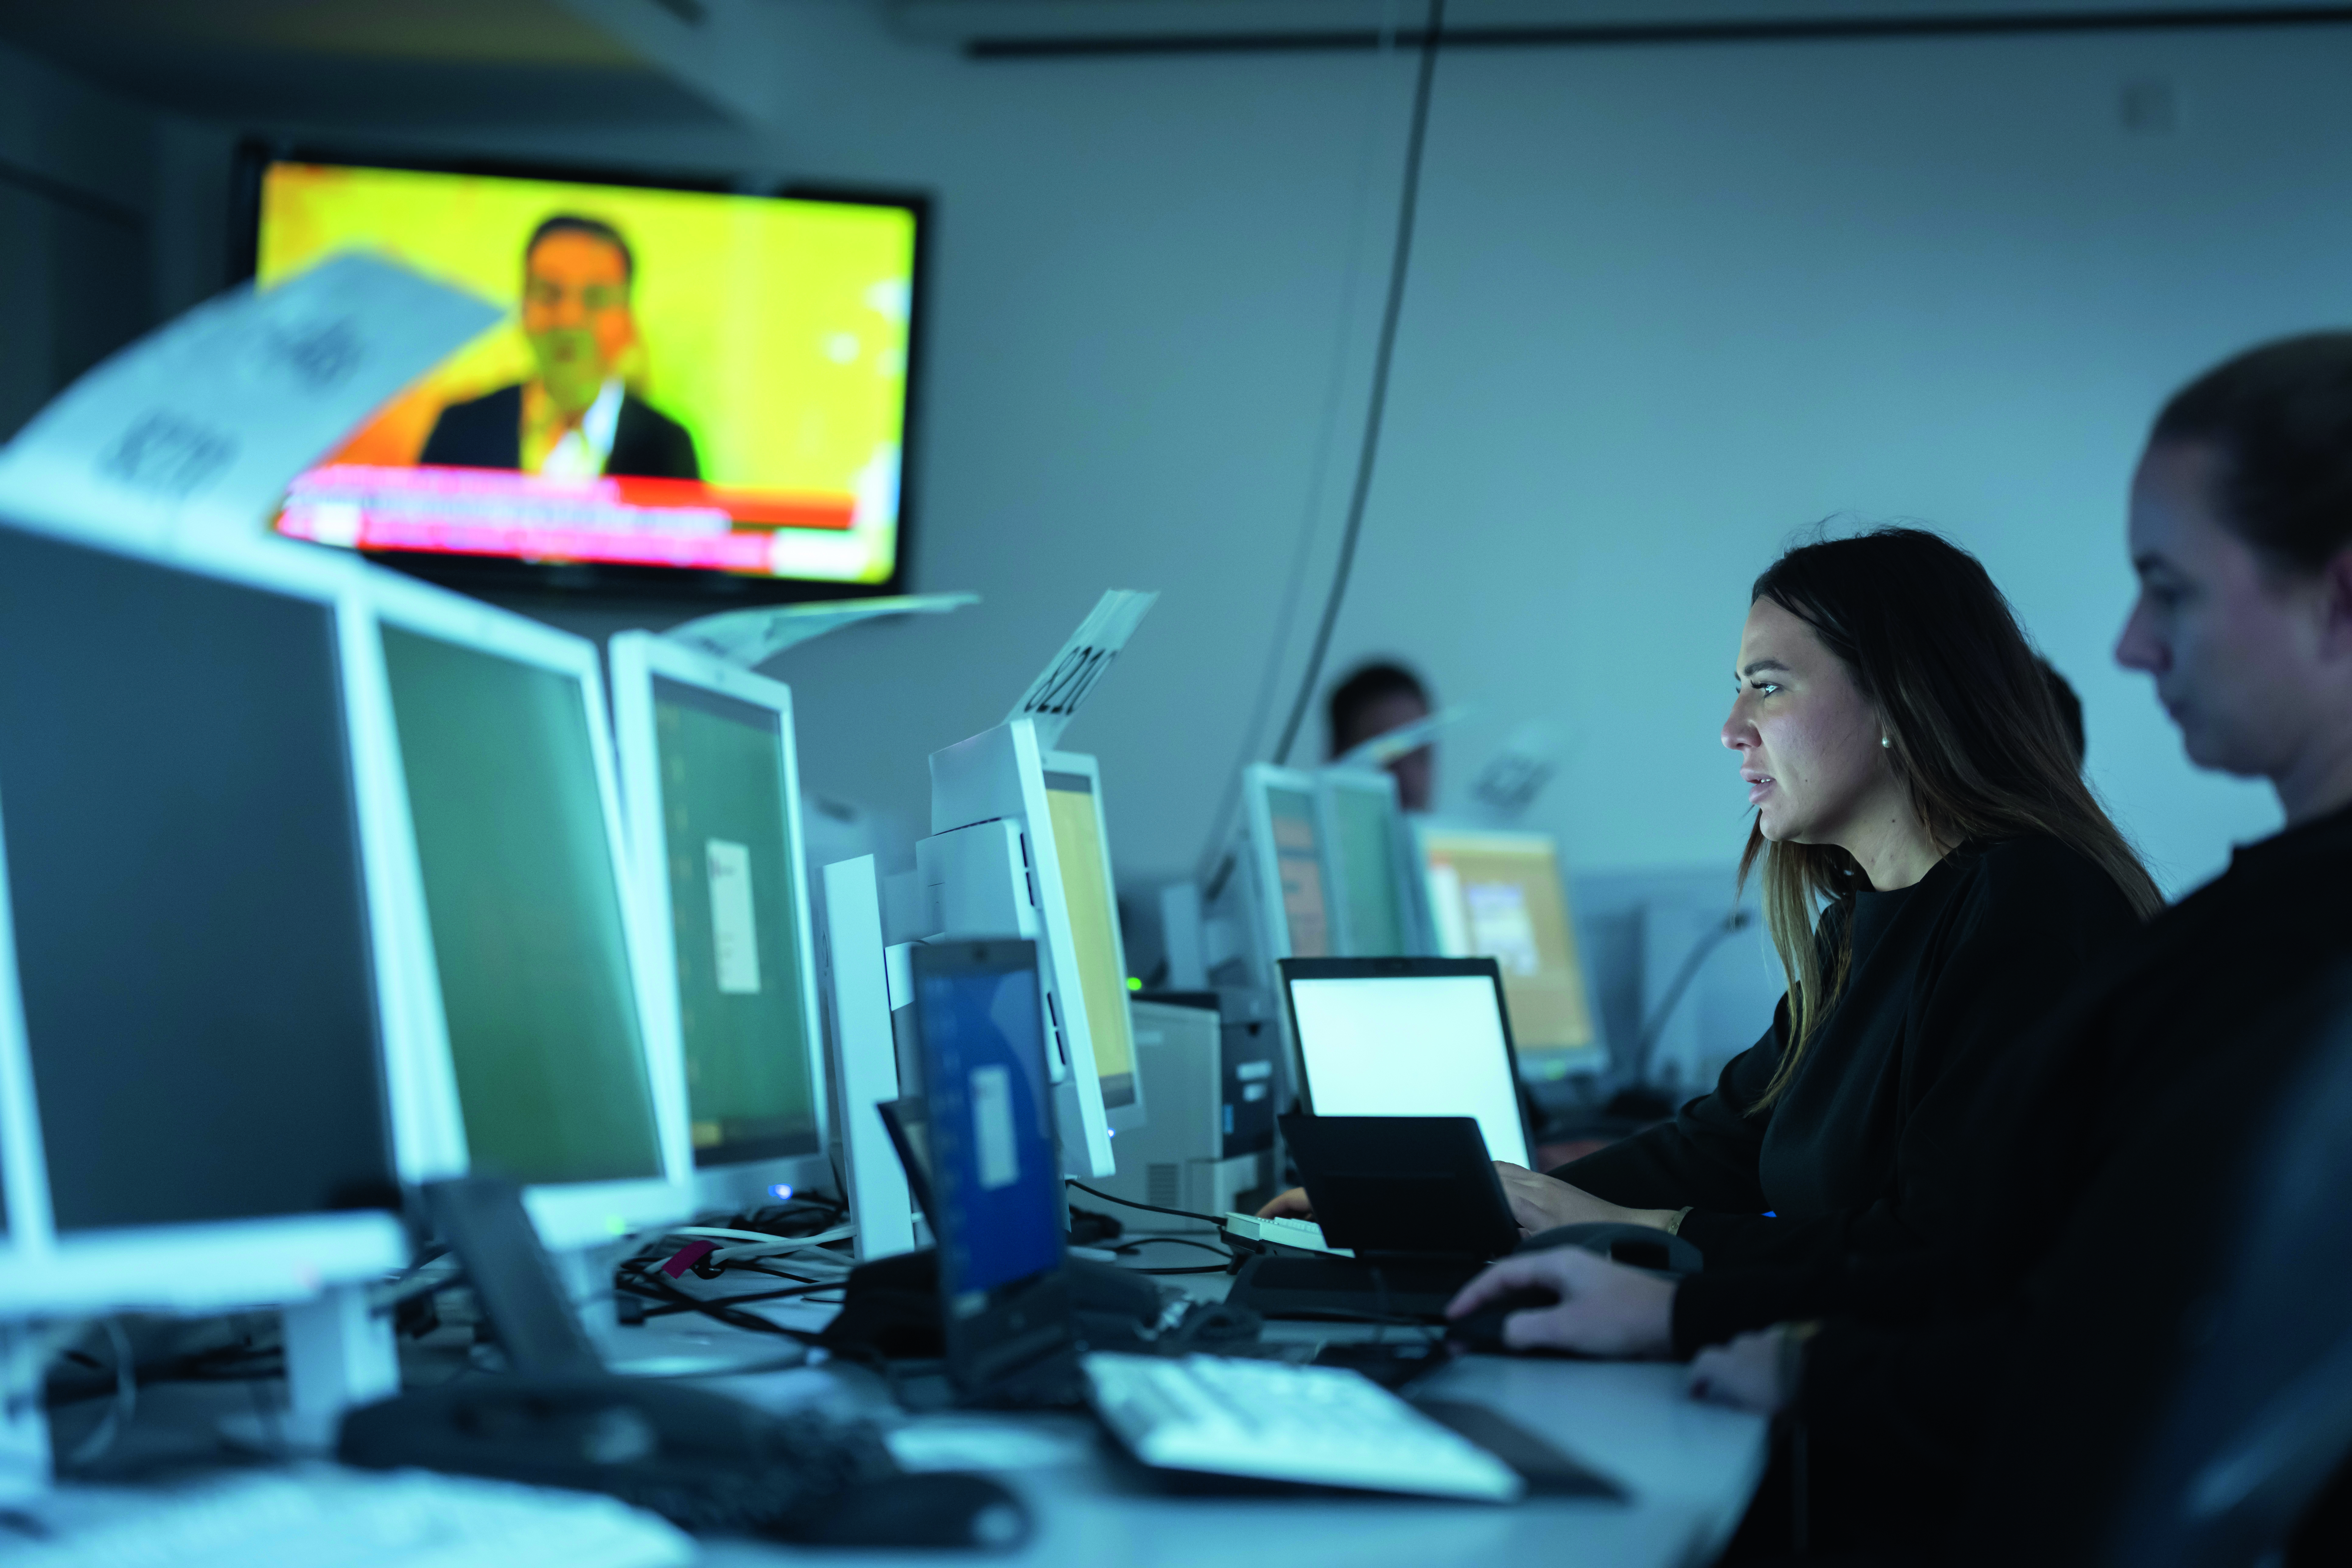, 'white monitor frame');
928,719,1114,1177
0,519,442,1316
1238,762,1333,980
1040,750,1145,1136
607,631,833,1218
364,572,693,1253
1411,820,1605,1069
1314,765,1430,959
